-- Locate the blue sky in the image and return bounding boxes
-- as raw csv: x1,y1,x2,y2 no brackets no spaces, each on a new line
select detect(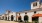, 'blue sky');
0,0,42,15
